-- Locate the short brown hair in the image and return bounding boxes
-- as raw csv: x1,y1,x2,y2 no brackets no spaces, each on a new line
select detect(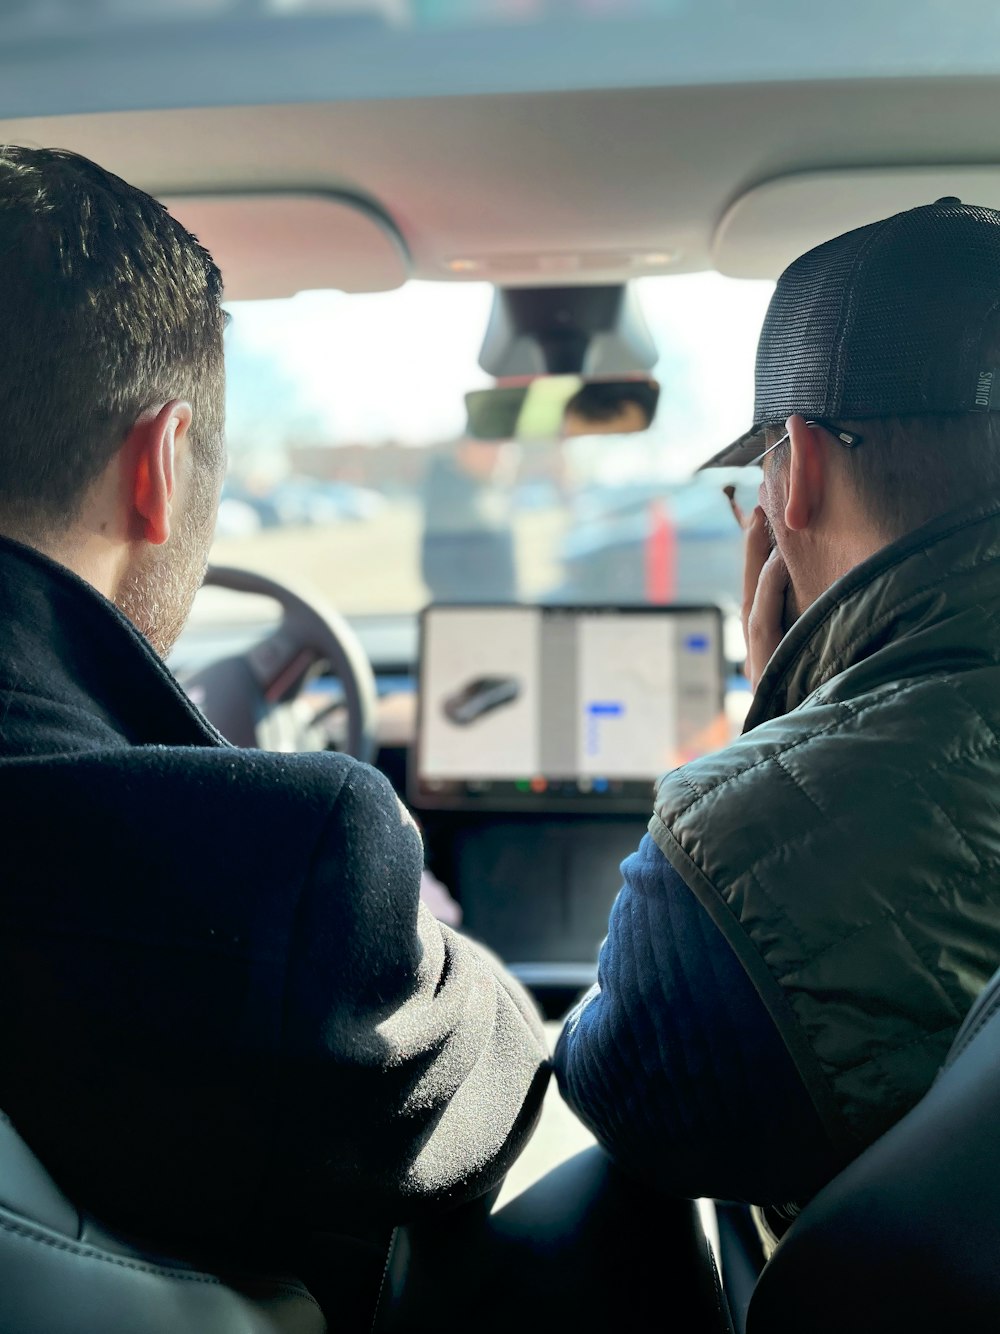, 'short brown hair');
0,146,225,535
765,413,1000,540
